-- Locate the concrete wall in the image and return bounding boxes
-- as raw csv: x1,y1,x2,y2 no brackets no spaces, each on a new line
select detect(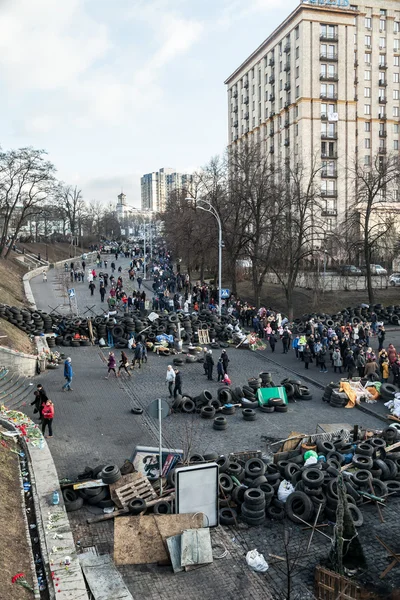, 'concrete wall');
0,346,37,377
264,271,389,292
